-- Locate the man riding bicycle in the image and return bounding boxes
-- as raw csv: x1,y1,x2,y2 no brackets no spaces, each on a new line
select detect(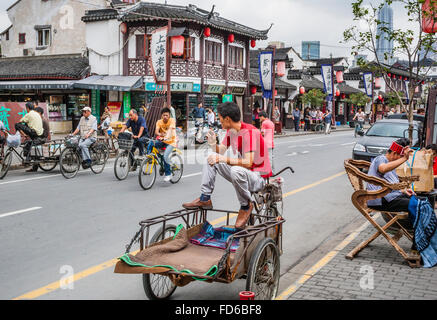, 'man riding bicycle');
120,109,149,171
147,107,177,182
182,102,272,229
72,106,97,169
